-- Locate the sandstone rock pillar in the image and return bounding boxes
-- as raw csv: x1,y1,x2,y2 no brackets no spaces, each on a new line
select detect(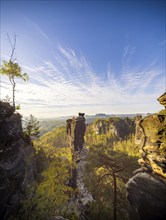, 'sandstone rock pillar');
66,113,93,220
